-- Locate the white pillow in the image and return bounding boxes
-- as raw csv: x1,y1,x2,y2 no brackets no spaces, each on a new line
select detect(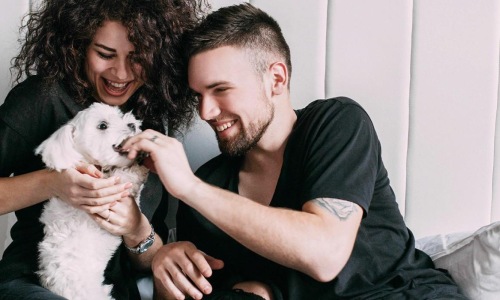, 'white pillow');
416,221,500,300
